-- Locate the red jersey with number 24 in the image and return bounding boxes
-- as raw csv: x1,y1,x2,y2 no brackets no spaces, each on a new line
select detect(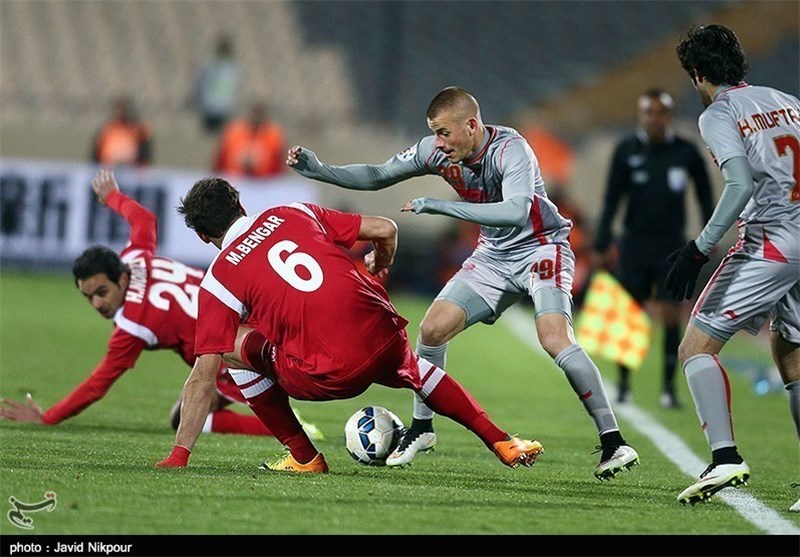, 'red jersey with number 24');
42,190,205,424
195,203,408,378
